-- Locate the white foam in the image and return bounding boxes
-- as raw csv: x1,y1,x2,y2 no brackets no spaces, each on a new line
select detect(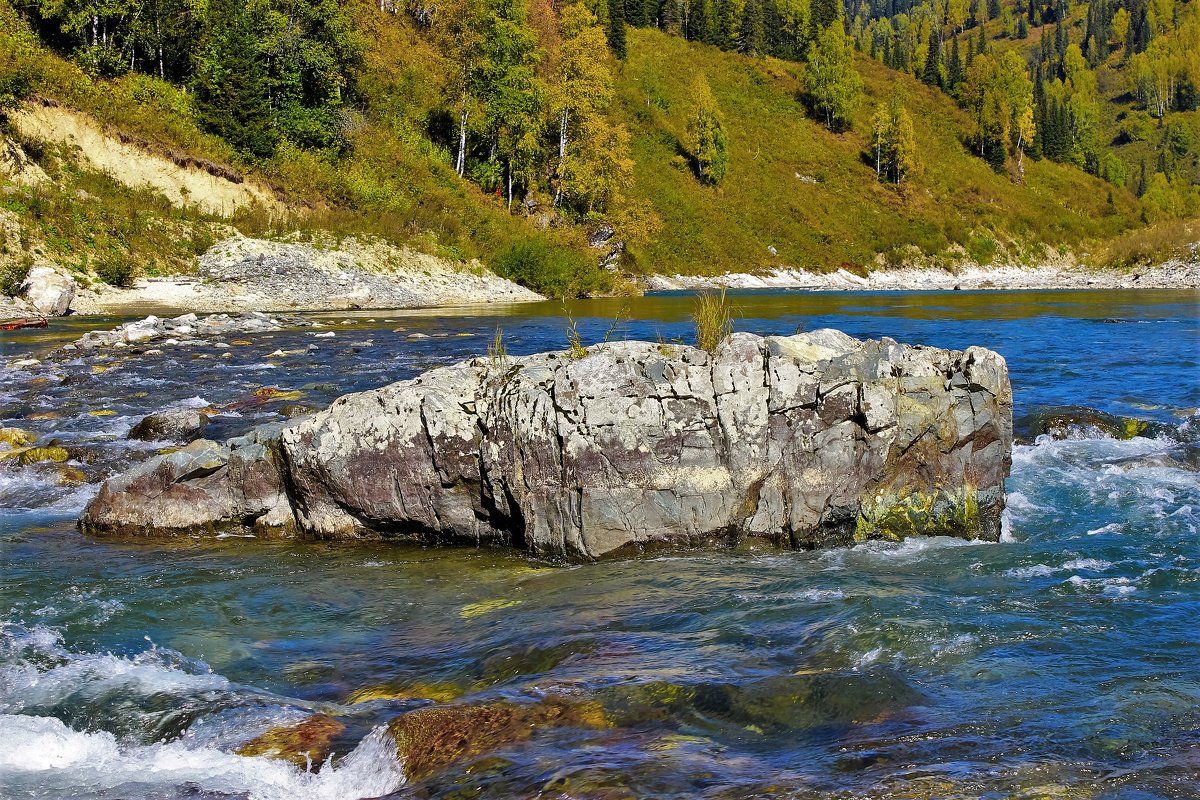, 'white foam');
0,471,97,515
0,642,231,715
853,647,884,669
1062,558,1112,571
793,588,846,602
1005,564,1059,578
928,633,978,657
0,715,406,800
1063,574,1139,599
